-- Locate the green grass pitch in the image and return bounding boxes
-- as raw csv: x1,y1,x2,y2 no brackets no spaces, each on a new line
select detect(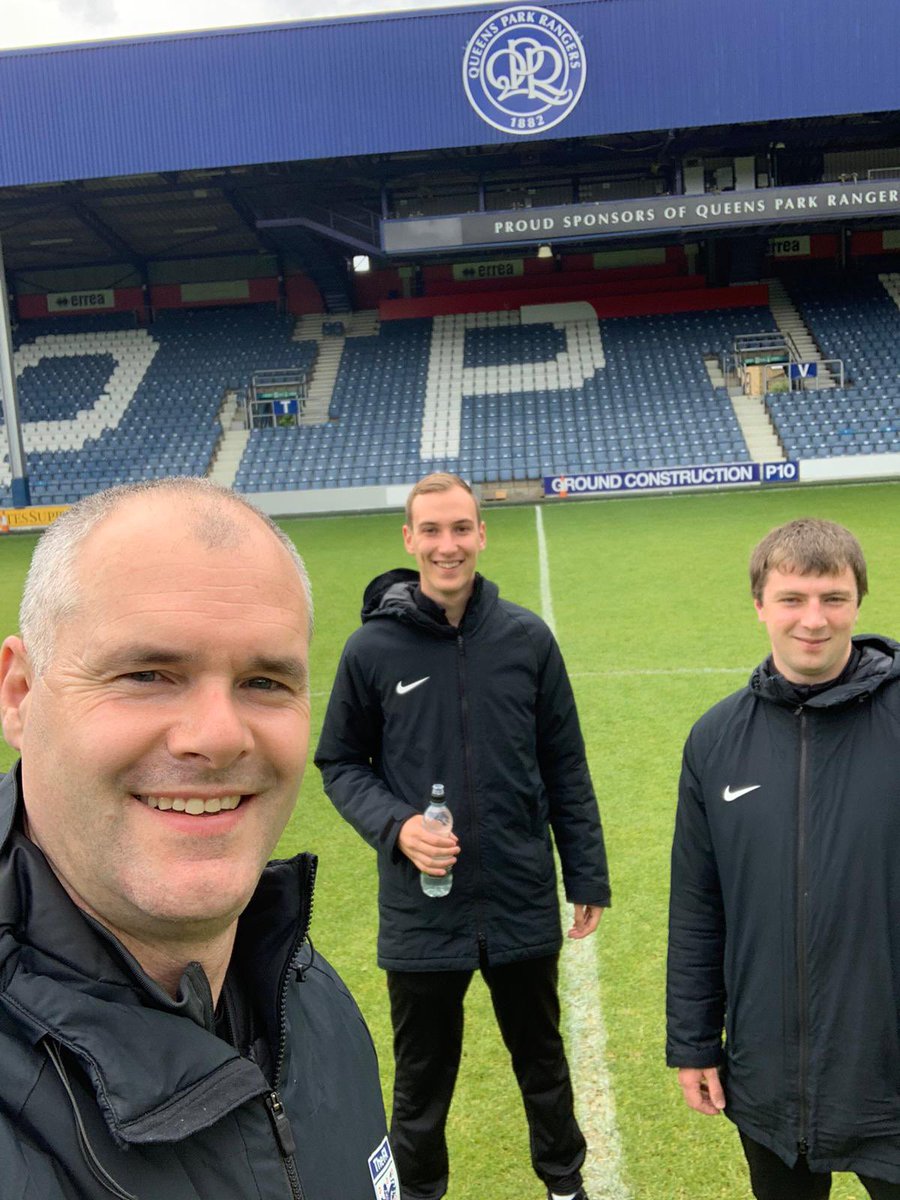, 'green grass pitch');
2,481,897,1200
